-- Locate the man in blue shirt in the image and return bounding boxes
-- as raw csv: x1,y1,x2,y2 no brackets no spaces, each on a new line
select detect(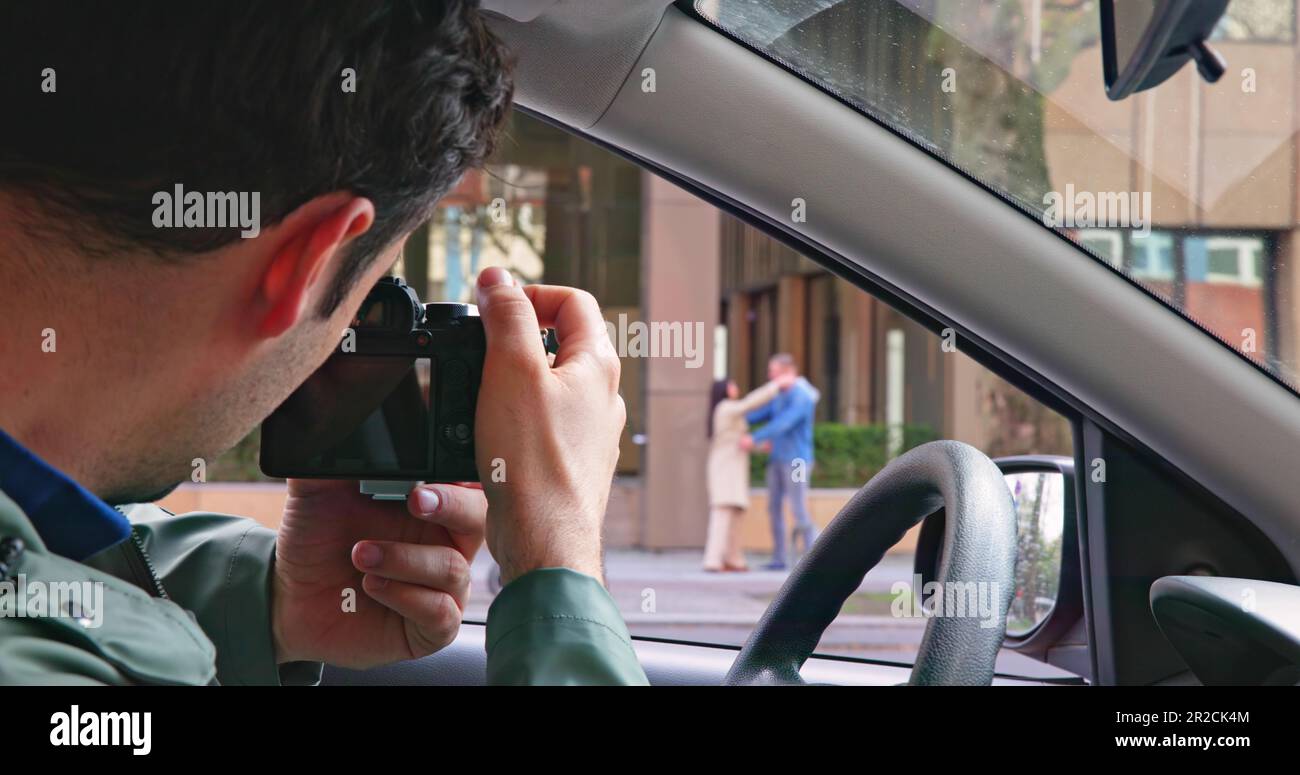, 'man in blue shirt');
742,354,821,569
